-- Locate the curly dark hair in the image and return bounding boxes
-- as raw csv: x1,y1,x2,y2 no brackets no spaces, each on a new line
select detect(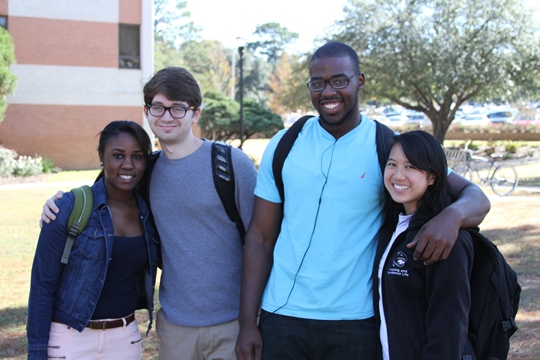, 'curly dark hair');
310,41,361,73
